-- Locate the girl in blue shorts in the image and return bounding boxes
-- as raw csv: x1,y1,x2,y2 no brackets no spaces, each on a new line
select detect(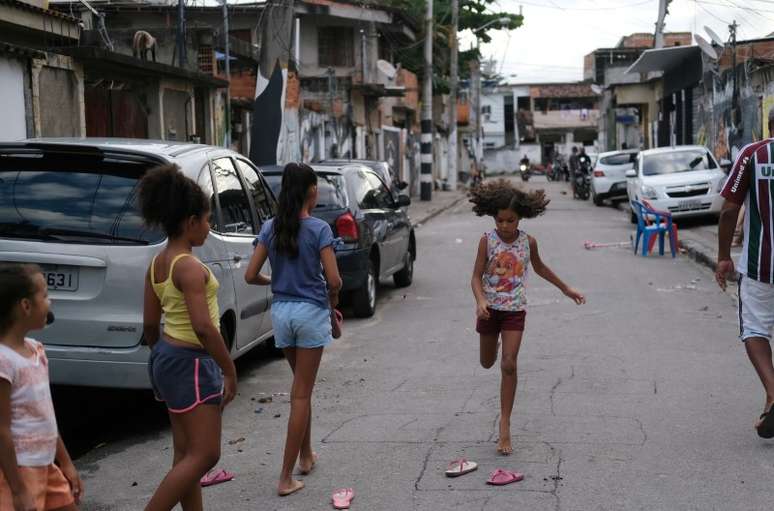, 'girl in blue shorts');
246,162,342,497
469,179,585,455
